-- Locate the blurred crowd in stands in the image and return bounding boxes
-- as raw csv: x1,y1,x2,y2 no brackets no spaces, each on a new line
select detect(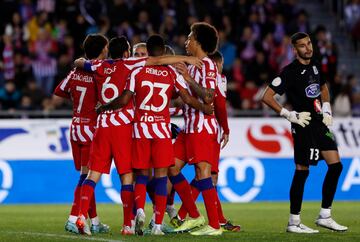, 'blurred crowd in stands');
0,0,359,117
